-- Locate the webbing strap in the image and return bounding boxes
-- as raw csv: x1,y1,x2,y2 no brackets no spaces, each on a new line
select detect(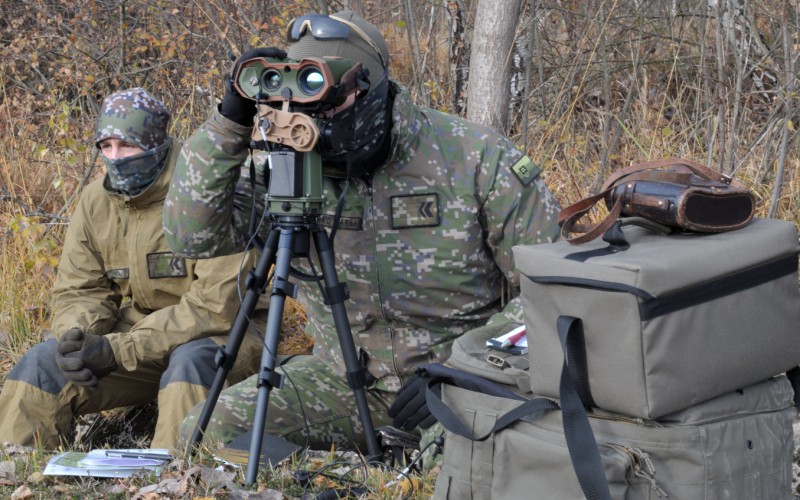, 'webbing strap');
557,316,611,500
421,363,556,442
